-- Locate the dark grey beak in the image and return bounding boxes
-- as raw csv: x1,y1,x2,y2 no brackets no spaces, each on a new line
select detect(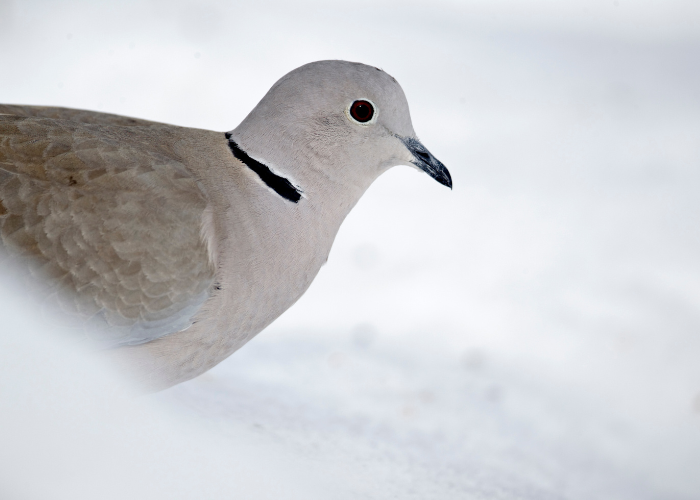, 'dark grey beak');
401,137,452,189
